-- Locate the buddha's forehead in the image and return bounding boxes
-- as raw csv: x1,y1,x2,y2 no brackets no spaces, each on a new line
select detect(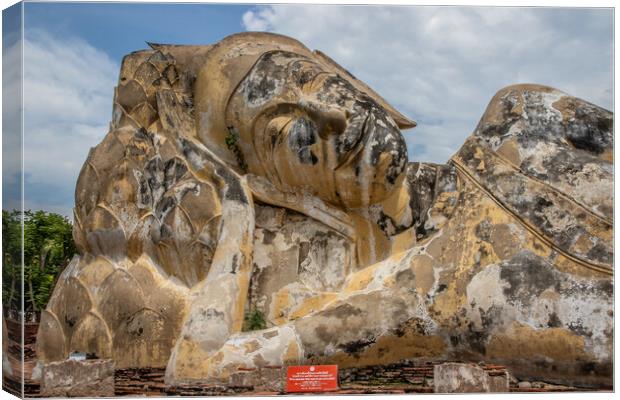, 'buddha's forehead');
252,50,323,71
231,50,366,113
242,51,327,92
229,53,315,116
